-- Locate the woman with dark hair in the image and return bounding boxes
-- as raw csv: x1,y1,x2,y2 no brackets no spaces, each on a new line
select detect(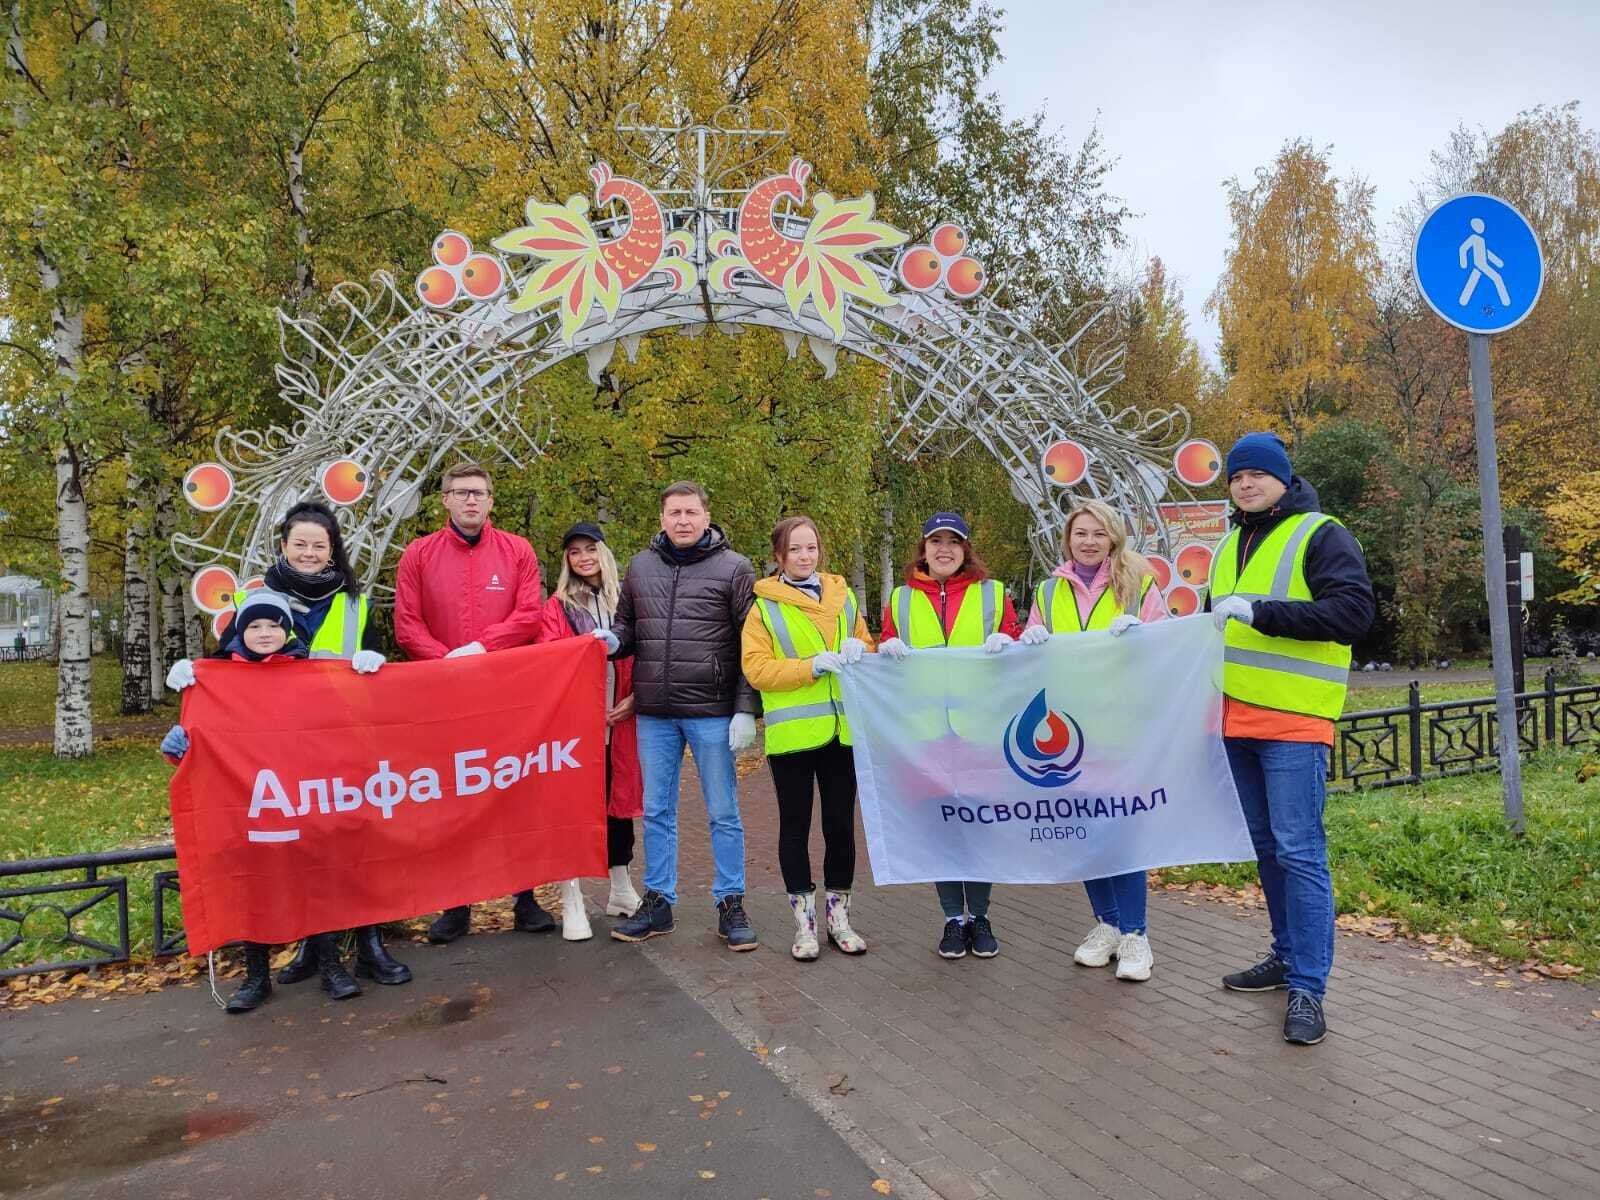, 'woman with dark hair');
264,500,414,993
877,512,1023,961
